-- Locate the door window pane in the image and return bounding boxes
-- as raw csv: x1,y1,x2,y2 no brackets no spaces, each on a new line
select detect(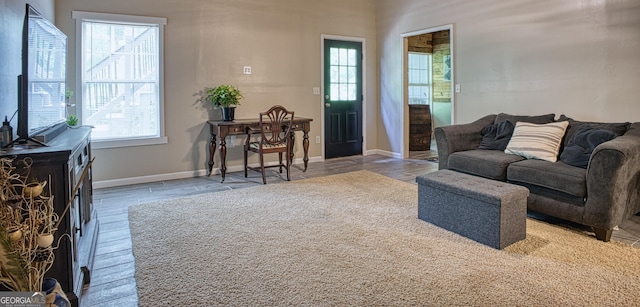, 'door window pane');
330,48,339,66
347,67,356,84
329,47,358,101
348,49,356,66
